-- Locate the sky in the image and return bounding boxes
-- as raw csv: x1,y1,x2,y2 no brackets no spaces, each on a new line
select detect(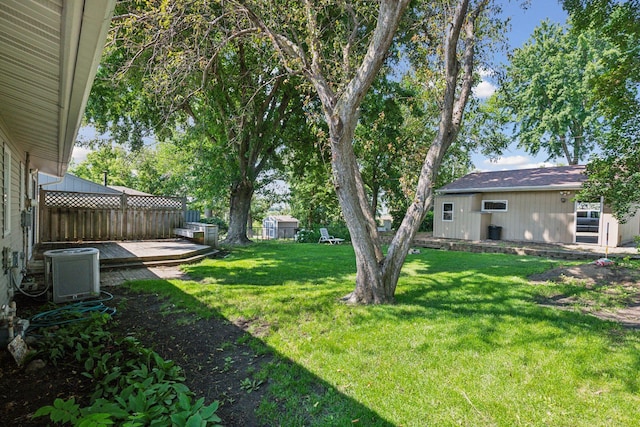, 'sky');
73,1,570,171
